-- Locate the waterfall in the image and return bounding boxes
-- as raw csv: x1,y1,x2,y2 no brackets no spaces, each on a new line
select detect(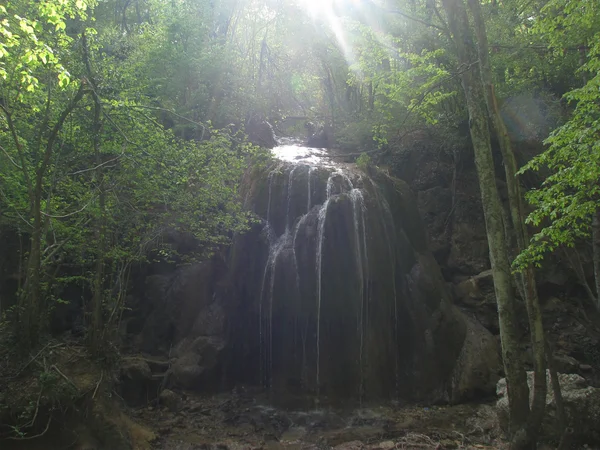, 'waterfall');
259,165,308,389
259,229,292,388
258,225,275,387
315,197,330,396
315,169,360,397
349,188,369,401
227,143,496,406
266,169,276,223
285,166,297,231
307,167,314,212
